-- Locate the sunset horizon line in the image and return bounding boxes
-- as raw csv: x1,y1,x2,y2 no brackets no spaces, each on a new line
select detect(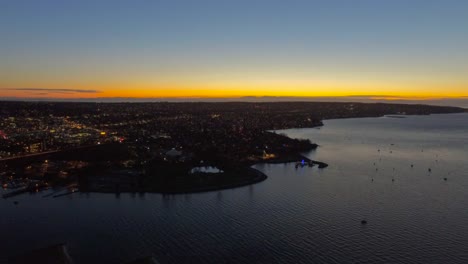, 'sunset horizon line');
2,94,468,106
2,89,468,99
